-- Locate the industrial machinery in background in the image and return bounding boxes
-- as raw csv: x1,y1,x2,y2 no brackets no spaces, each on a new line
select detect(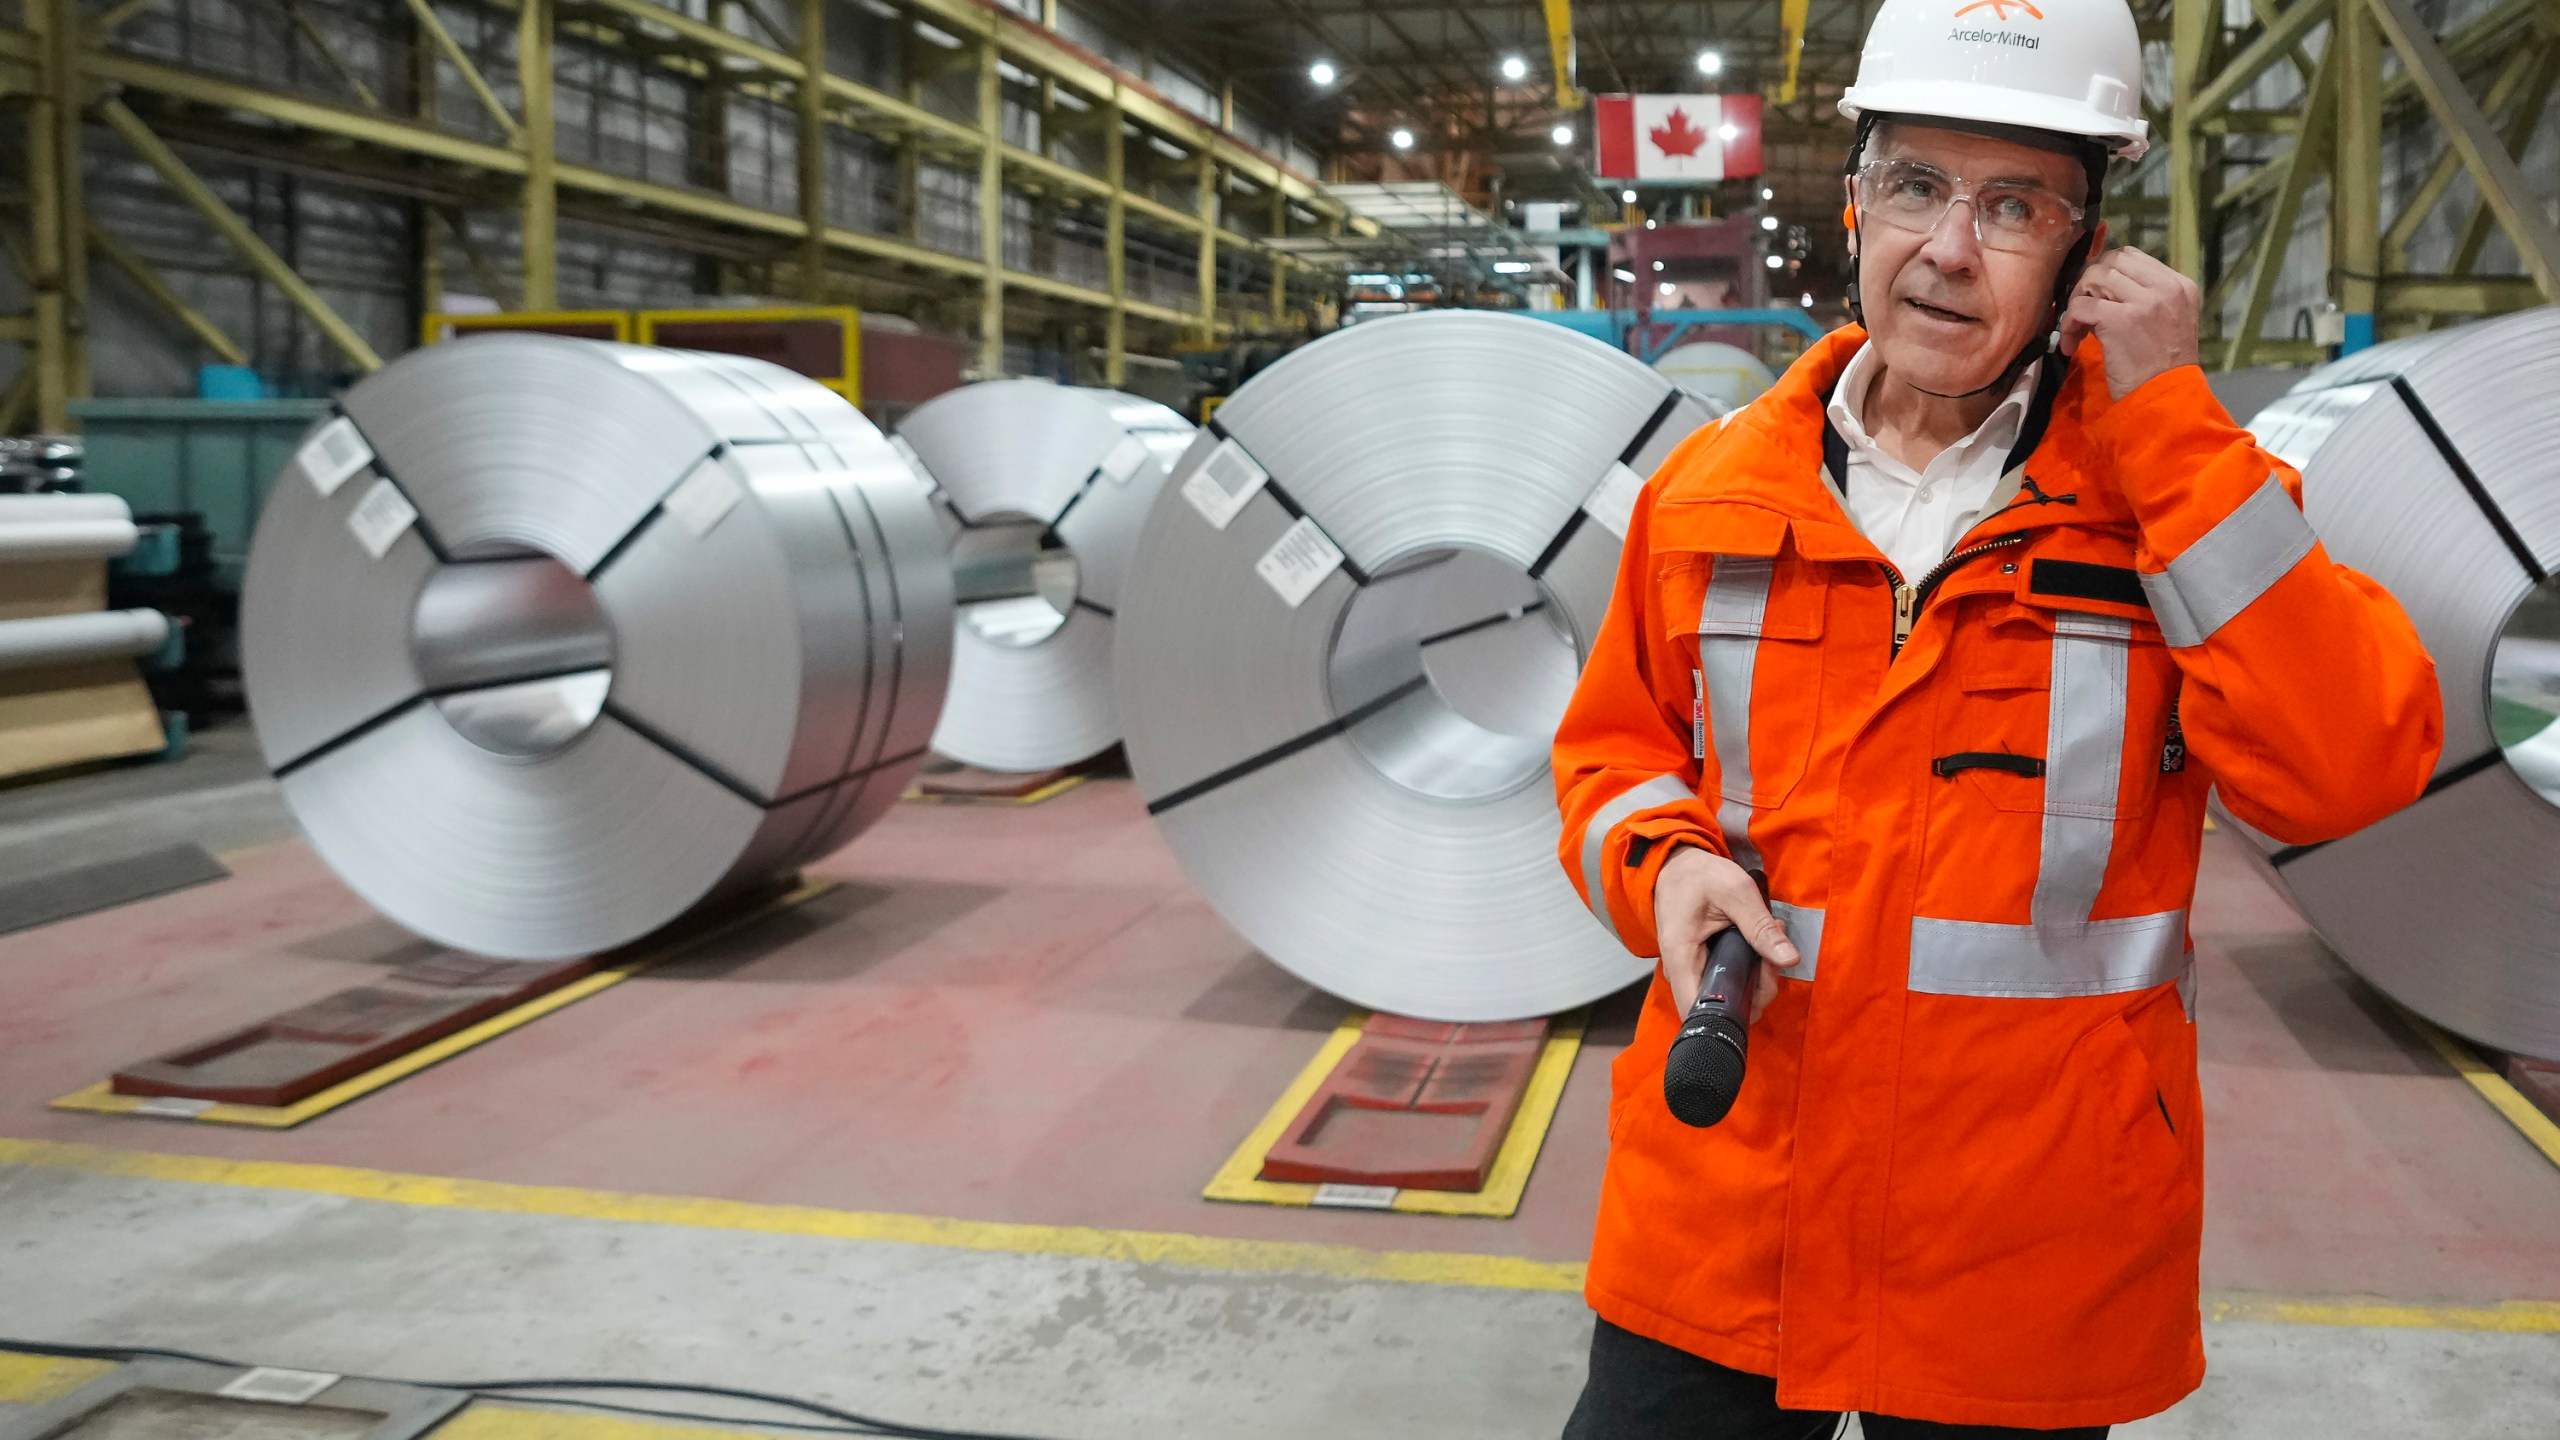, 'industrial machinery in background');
2237,306,2560,1062
893,383,1192,775
240,335,951,960
1116,310,1717,1023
